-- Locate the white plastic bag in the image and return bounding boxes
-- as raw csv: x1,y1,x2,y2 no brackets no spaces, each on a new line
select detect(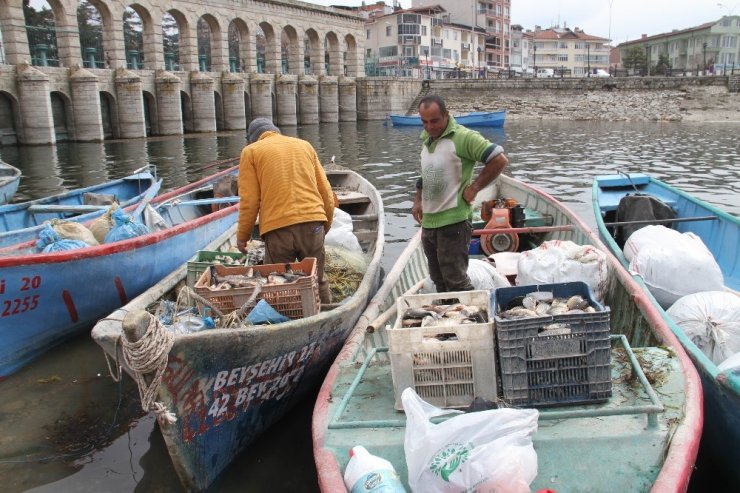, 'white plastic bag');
666,291,740,365
402,388,538,493
421,259,511,293
625,226,724,309
516,240,609,301
325,207,362,252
